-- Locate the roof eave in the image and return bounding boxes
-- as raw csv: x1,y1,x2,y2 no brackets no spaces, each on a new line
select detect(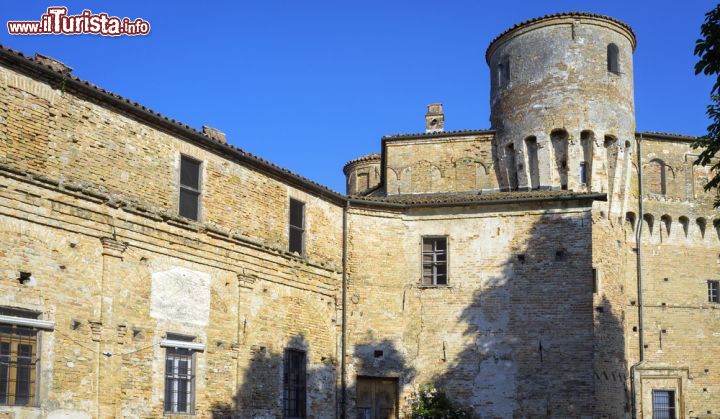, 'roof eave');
0,46,346,205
